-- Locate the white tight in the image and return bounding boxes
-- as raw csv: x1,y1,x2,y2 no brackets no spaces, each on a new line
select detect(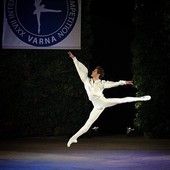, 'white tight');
68,96,148,143
69,108,104,142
